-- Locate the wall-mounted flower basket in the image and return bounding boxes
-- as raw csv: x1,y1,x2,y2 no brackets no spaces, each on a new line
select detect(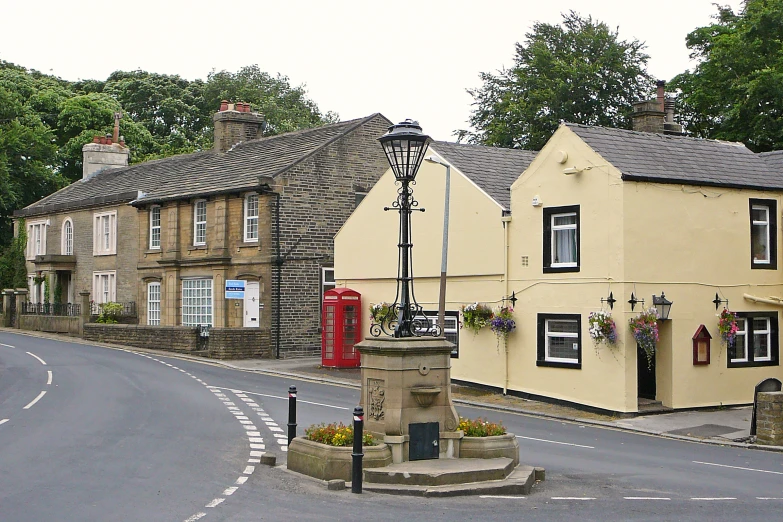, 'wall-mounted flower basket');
461,302,494,334
629,307,659,369
490,306,516,342
588,310,617,347
718,308,738,346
